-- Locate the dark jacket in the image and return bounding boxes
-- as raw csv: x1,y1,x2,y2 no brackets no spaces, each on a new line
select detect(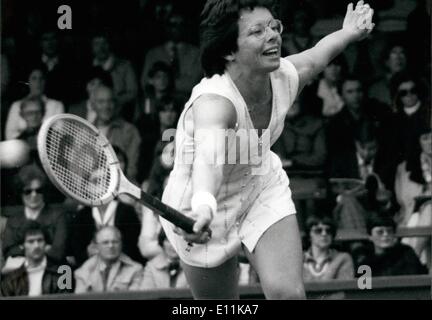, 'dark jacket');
69,202,144,266
273,115,327,170
361,242,428,277
2,206,68,263
0,260,73,296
